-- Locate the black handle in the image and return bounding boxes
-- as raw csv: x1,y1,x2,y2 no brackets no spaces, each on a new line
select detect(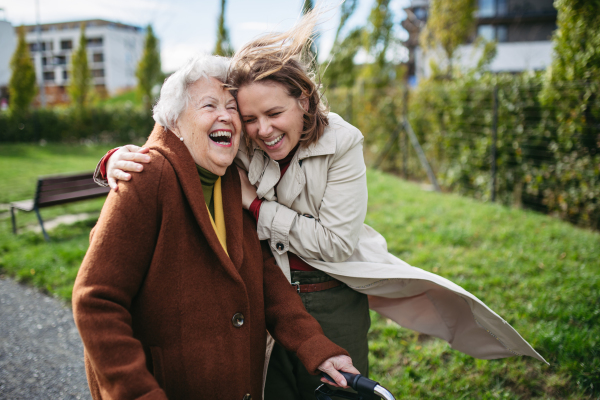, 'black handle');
321,372,379,395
